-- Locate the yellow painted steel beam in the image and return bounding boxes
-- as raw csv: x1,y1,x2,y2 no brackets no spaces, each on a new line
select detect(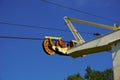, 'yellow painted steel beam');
67,17,119,31
45,36,62,40
64,16,85,44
